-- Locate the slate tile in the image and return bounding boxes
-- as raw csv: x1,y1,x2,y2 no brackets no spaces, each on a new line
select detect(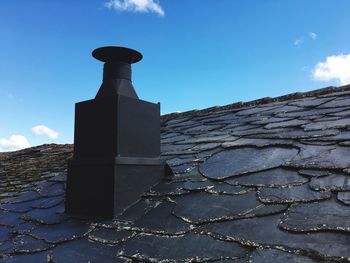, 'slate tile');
309,173,350,191
29,220,90,243
176,134,234,144
13,234,51,253
0,201,34,213
258,184,331,204
202,214,350,259
119,233,248,262
22,204,66,225
221,138,293,148
1,191,40,204
48,173,67,182
0,240,14,256
298,169,332,178
190,142,222,151
88,228,133,245
29,195,63,209
145,181,188,197
200,147,298,180
288,97,334,108
51,239,122,263
161,134,191,144
205,183,248,195
0,211,24,227
290,145,350,170
317,97,350,108
183,180,214,191
0,226,11,242
133,200,192,234
118,198,163,223
249,248,317,262
226,168,308,187
0,251,51,263
248,128,339,140
302,118,350,131
337,192,350,205
173,191,287,224
265,119,308,129
280,199,350,233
